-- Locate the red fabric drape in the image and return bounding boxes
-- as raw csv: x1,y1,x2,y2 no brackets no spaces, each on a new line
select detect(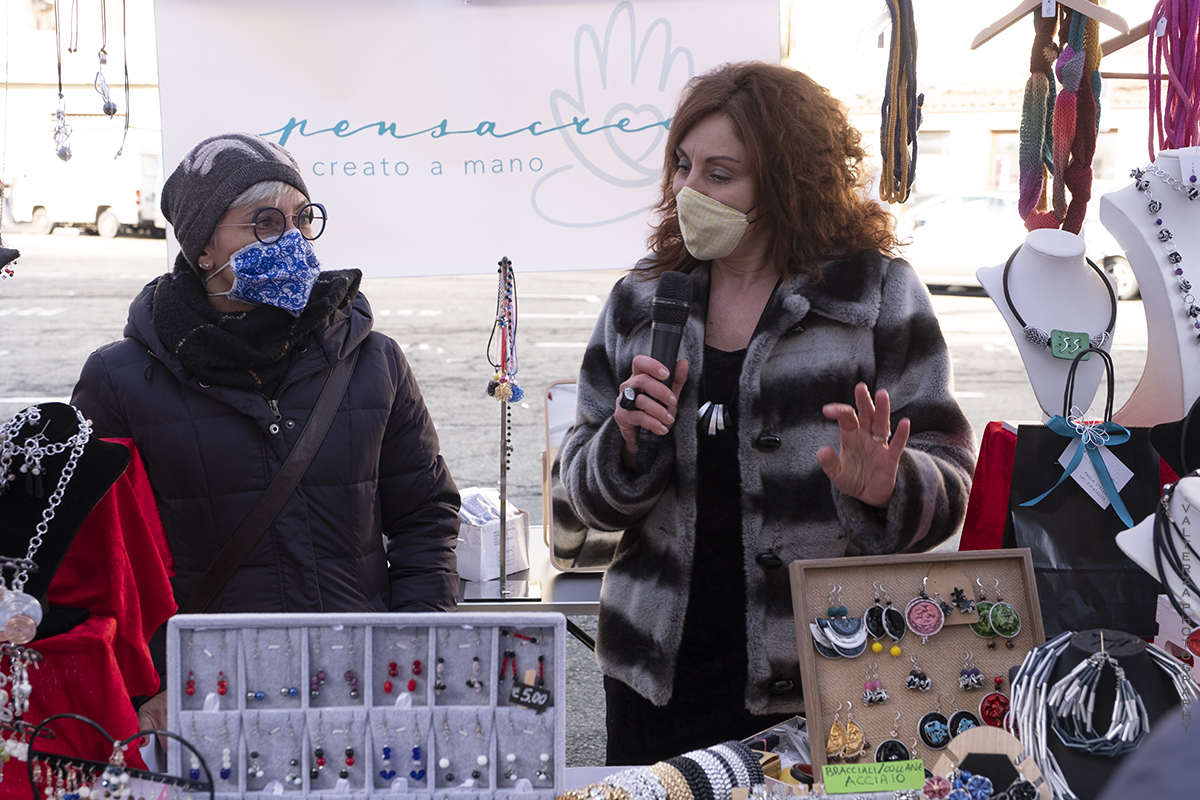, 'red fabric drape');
1,441,174,797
